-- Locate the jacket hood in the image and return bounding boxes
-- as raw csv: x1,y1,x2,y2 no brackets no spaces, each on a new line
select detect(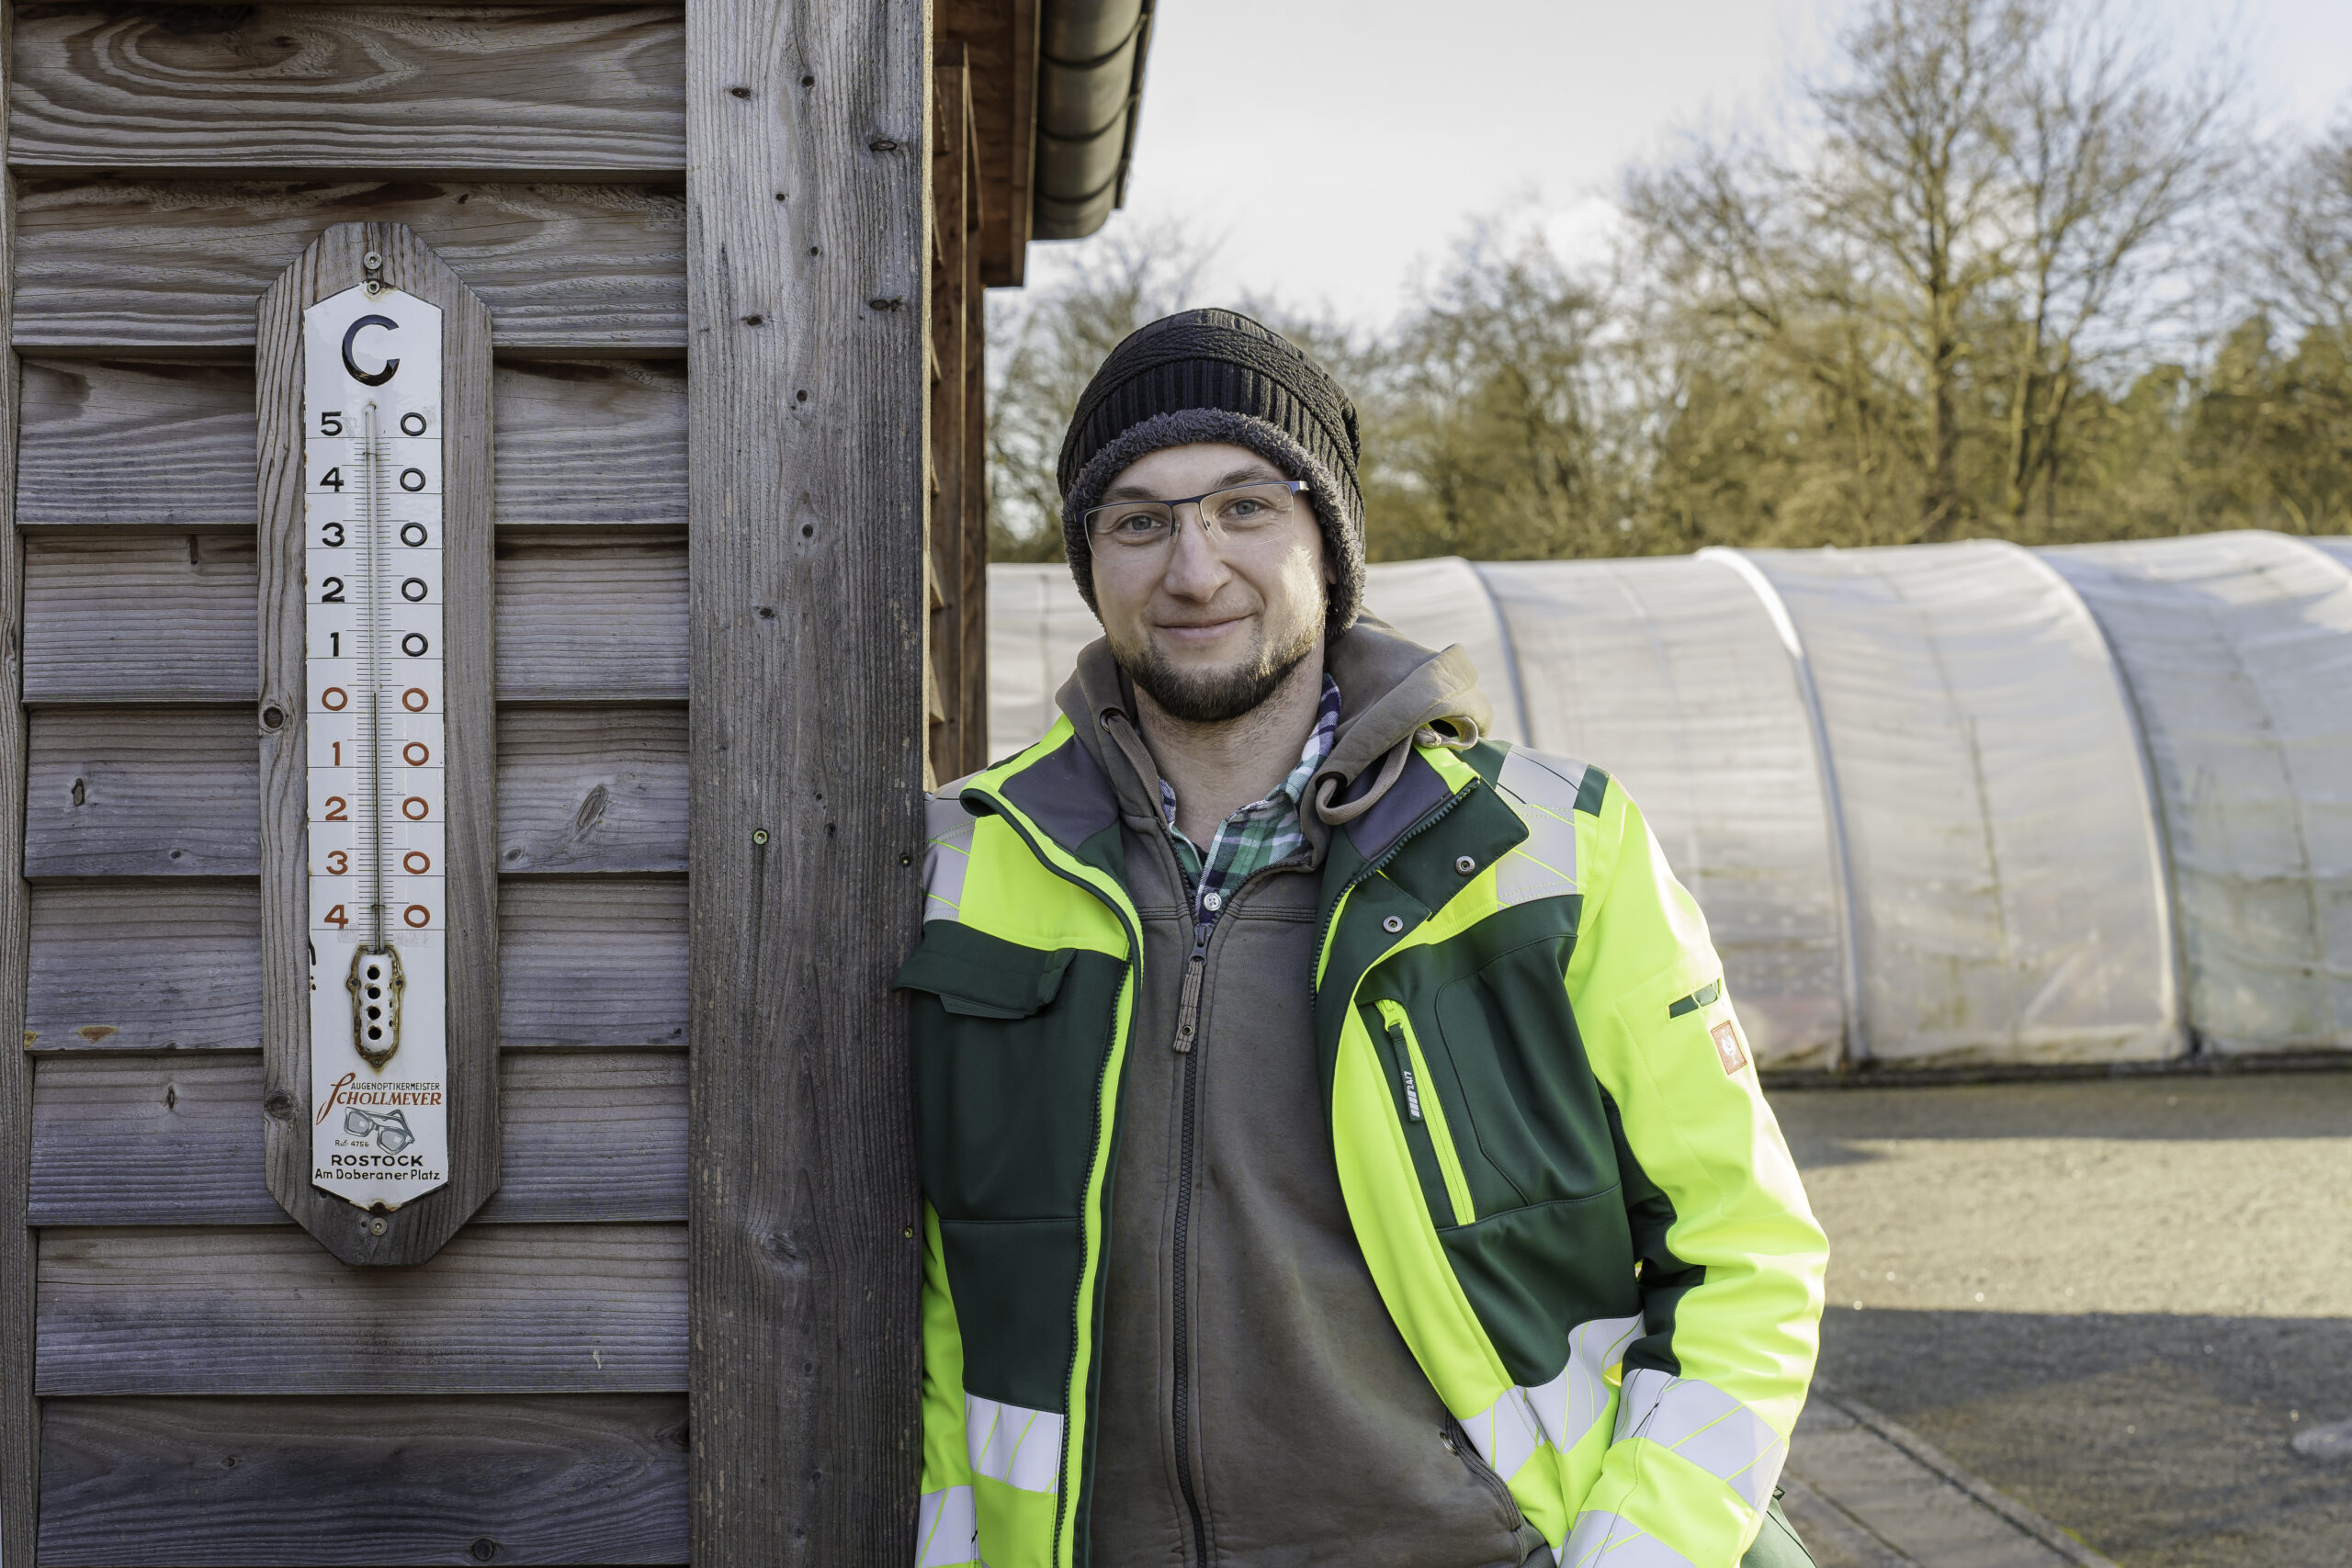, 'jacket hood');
1054,615,1494,858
